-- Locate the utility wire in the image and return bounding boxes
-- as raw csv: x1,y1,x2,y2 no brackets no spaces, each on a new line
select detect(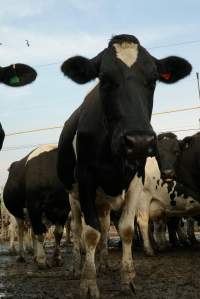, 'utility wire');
148,39,200,50
5,105,200,137
31,39,200,68
153,105,200,116
2,128,200,152
6,125,62,137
